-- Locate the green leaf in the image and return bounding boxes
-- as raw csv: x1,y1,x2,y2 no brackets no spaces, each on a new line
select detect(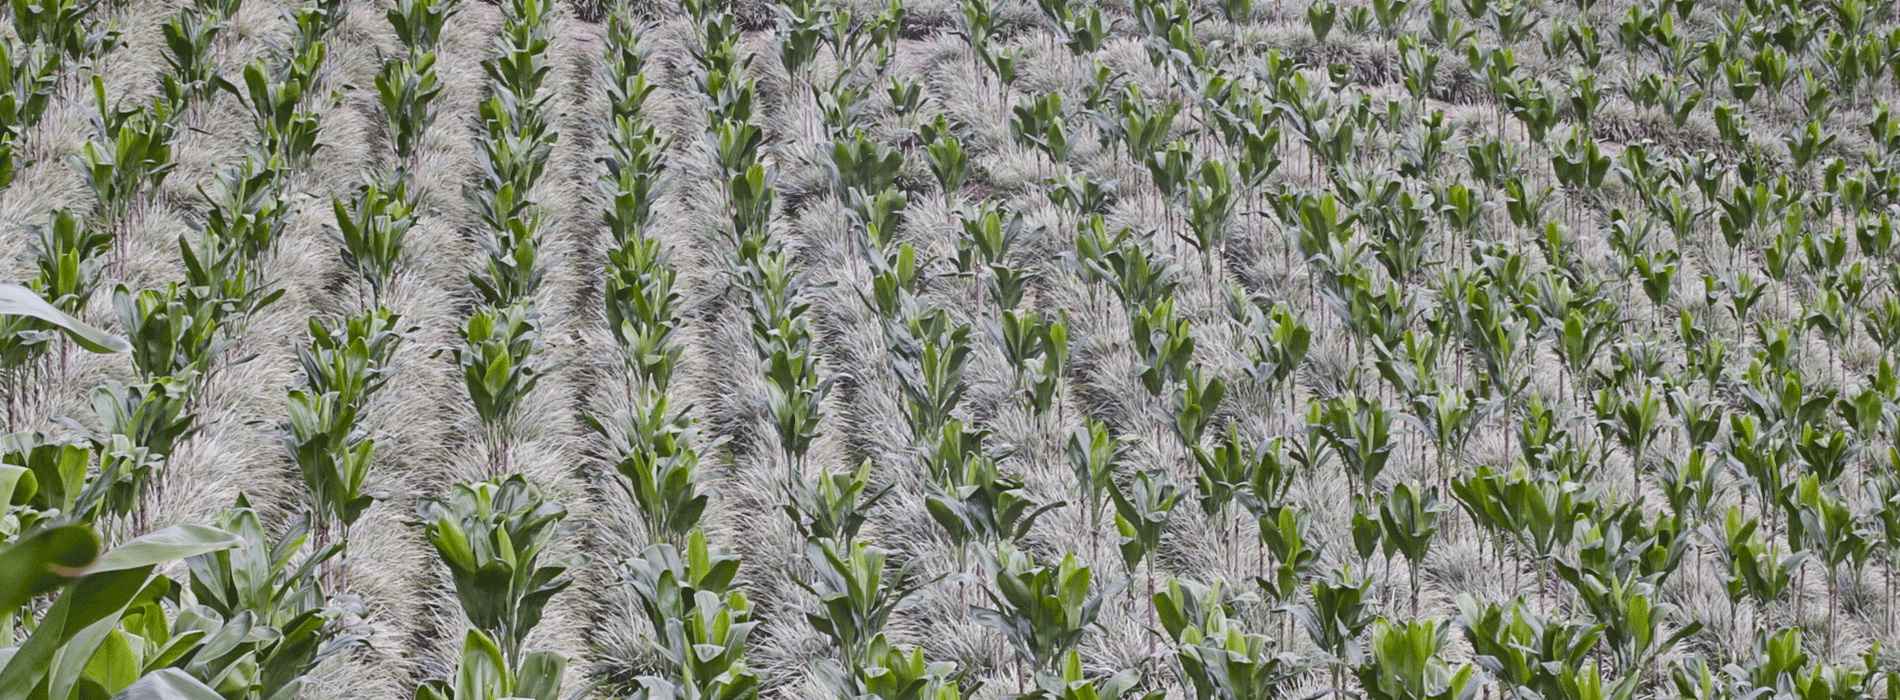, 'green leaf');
110,669,226,700
514,651,567,700
89,524,242,573
0,283,131,353
0,524,97,615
